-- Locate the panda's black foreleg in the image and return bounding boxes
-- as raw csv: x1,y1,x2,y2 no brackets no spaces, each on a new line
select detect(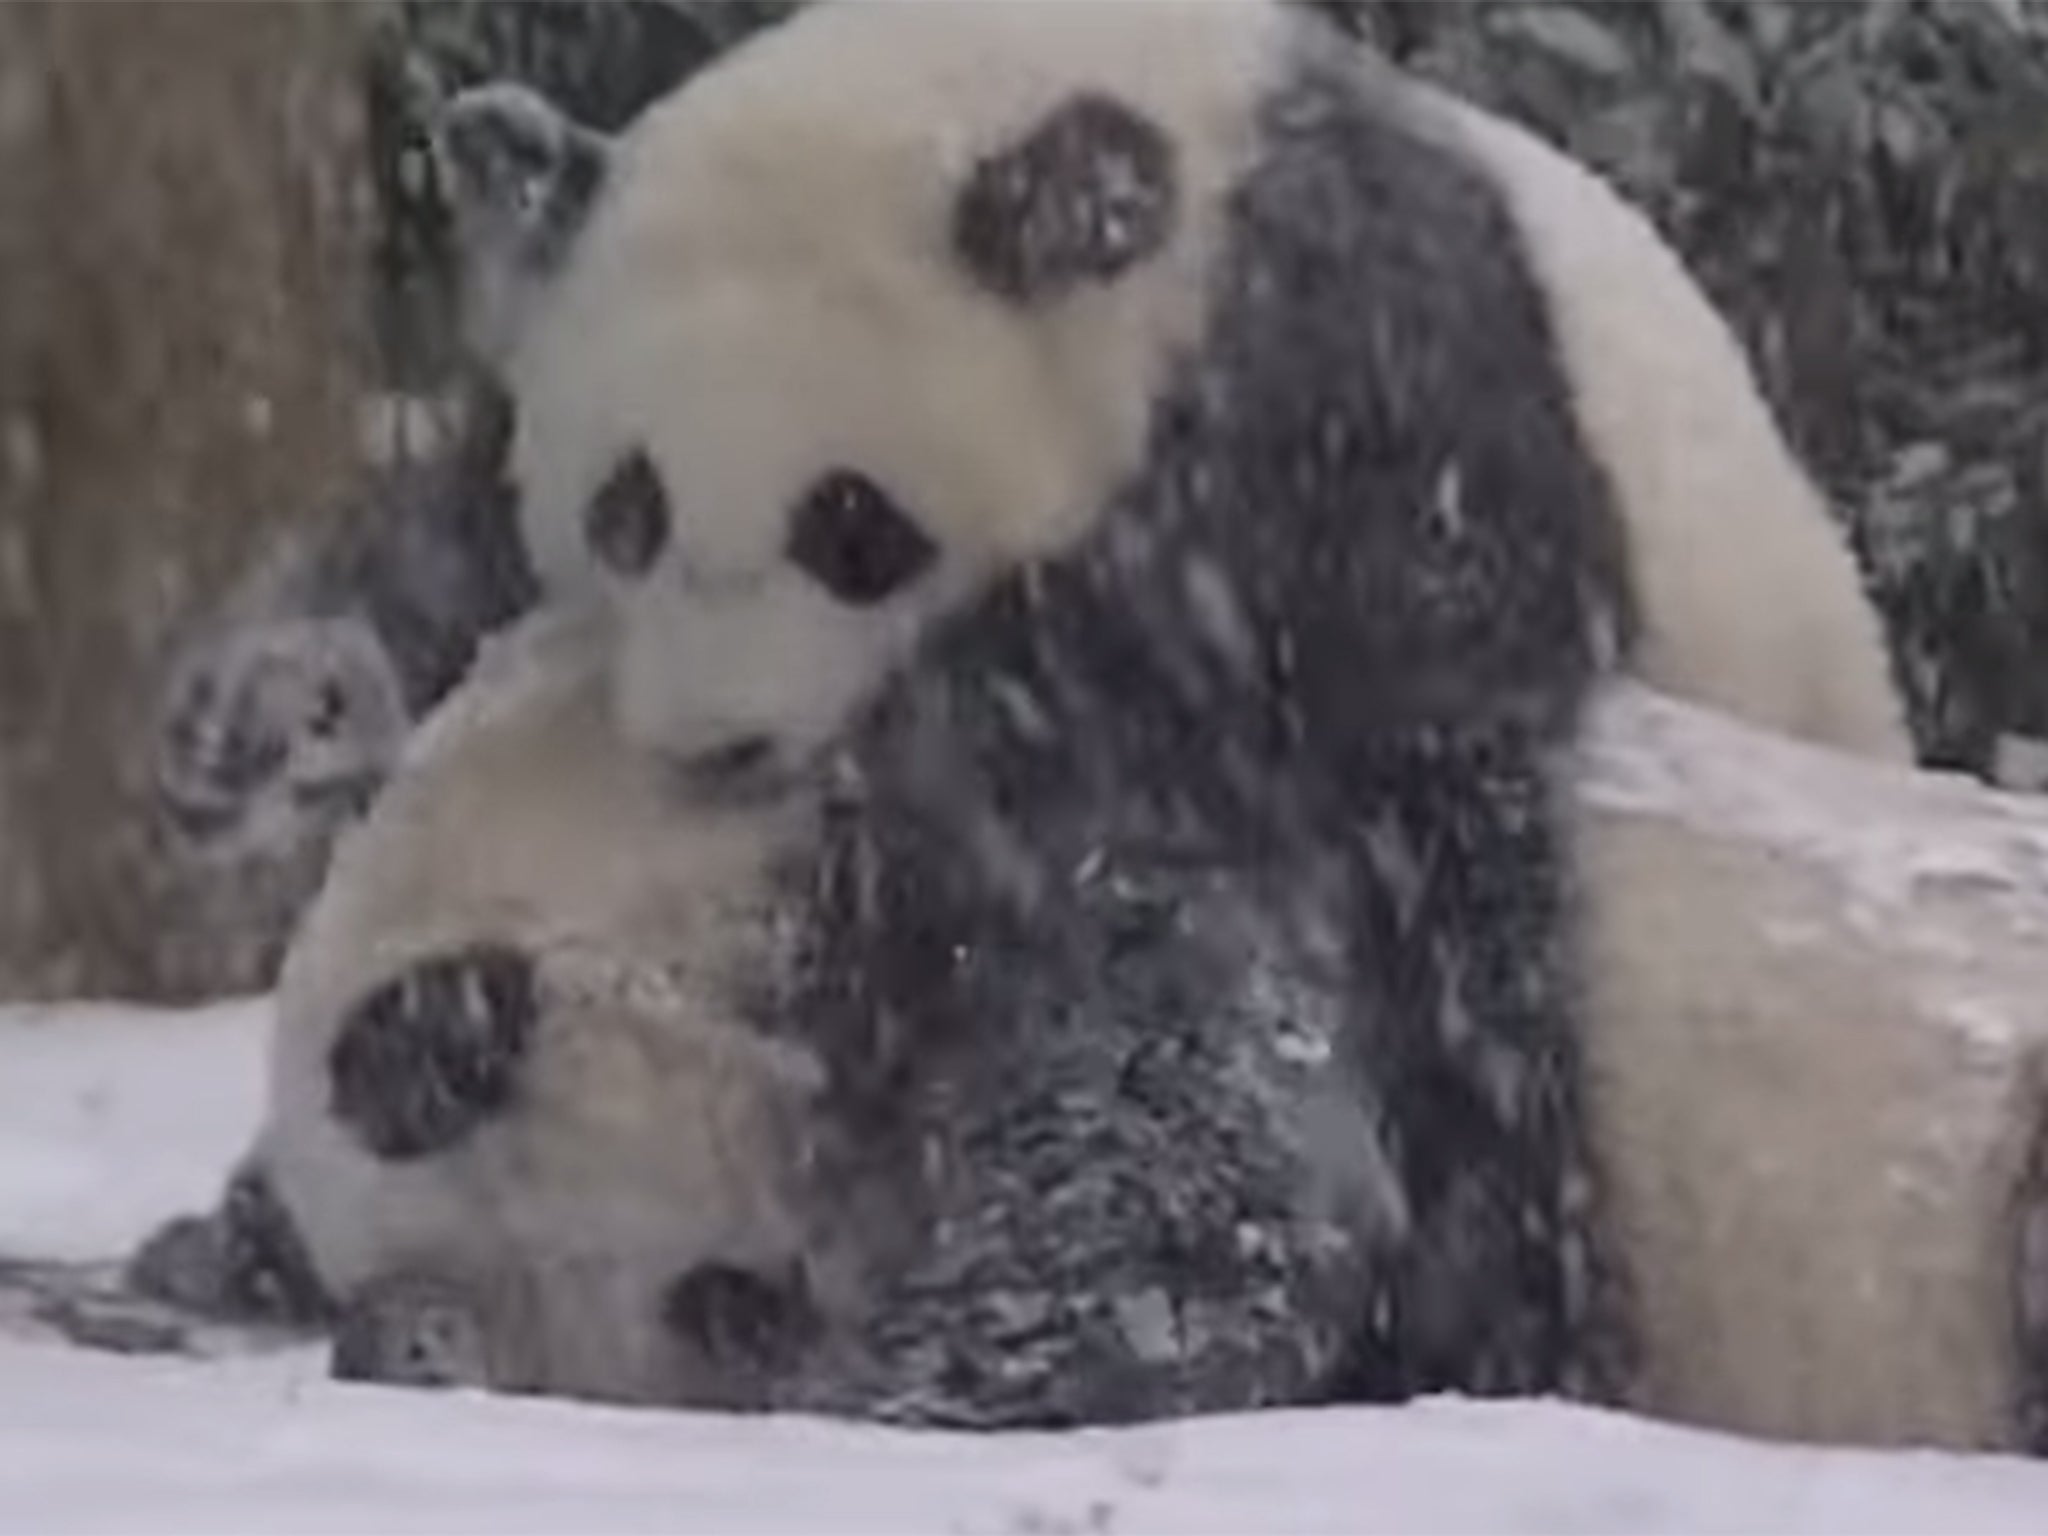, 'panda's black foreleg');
2013,1121,2048,1453
326,943,539,1160
662,1260,822,1385
1329,723,1633,1406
